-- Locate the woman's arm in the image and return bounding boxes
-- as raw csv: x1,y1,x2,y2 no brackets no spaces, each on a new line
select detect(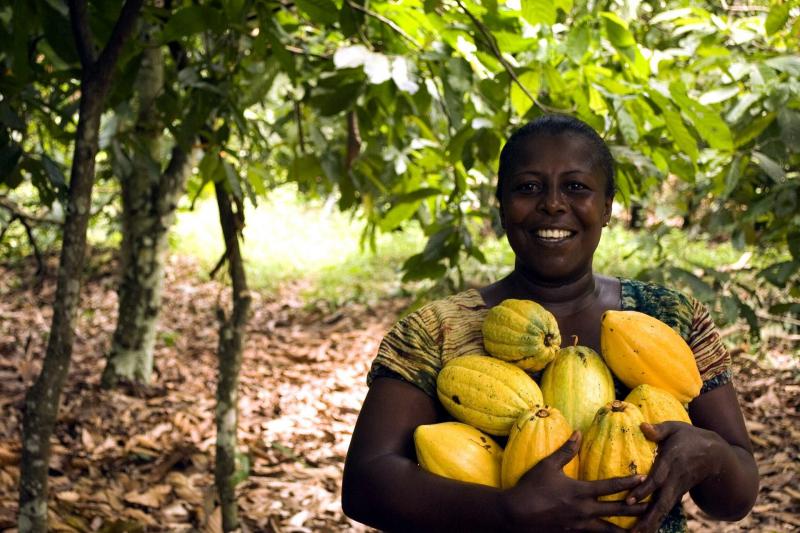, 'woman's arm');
342,377,648,532
687,383,759,518
341,377,508,531
624,382,759,533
